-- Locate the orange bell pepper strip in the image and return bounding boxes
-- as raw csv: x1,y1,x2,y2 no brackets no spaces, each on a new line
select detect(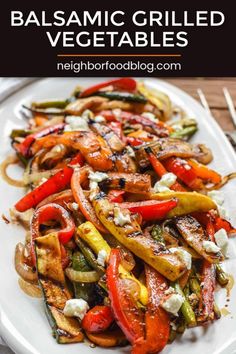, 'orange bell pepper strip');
71,168,107,233
188,159,221,184
145,147,186,192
